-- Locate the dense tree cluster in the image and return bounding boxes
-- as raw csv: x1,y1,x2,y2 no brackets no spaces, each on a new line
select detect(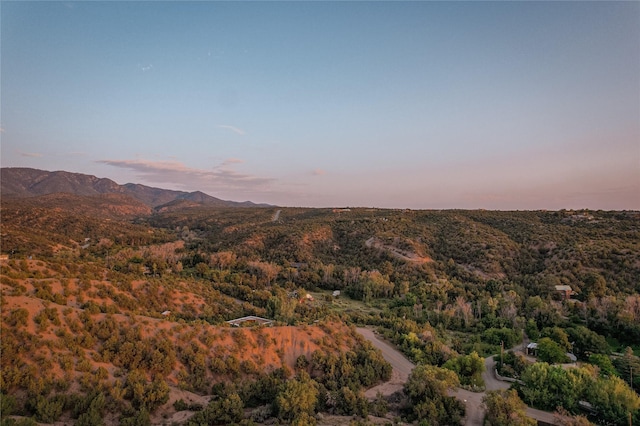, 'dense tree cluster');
2,204,639,424
519,362,640,424
483,389,535,426
403,364,465,425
